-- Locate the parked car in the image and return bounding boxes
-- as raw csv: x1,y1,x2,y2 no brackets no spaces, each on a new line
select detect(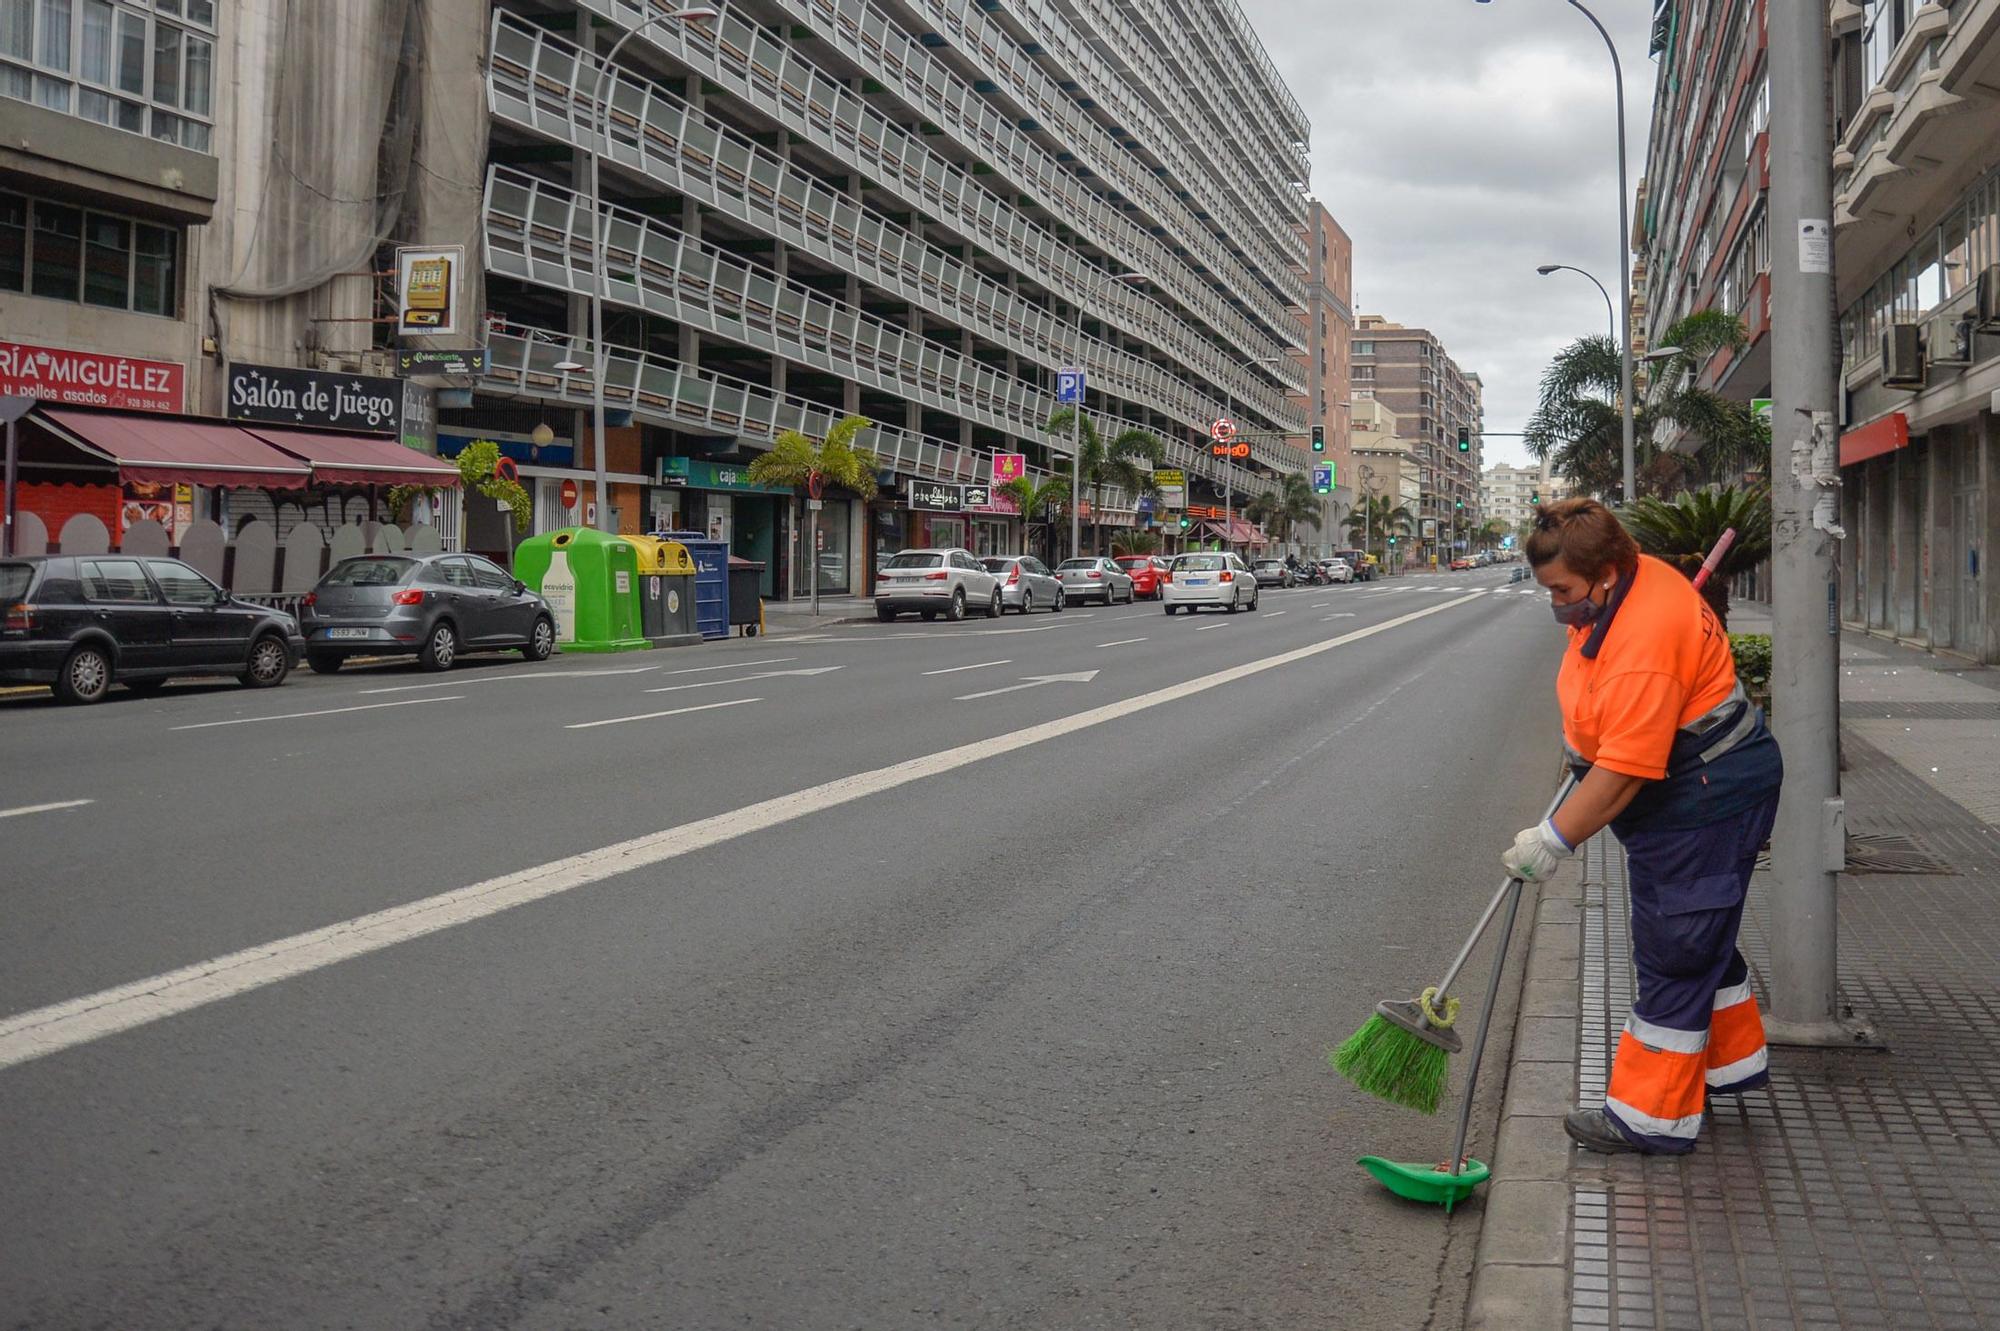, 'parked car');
0,554,302,704
980,555,1065,614
1163,552,1260,614
1251,558,1294,589
301,553,556,673
1113,554,1168,599
1056,556,1136,605
1318,558,1355,584
1450,556,1475,571
1331,549,1376,581
875,548,1002,621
